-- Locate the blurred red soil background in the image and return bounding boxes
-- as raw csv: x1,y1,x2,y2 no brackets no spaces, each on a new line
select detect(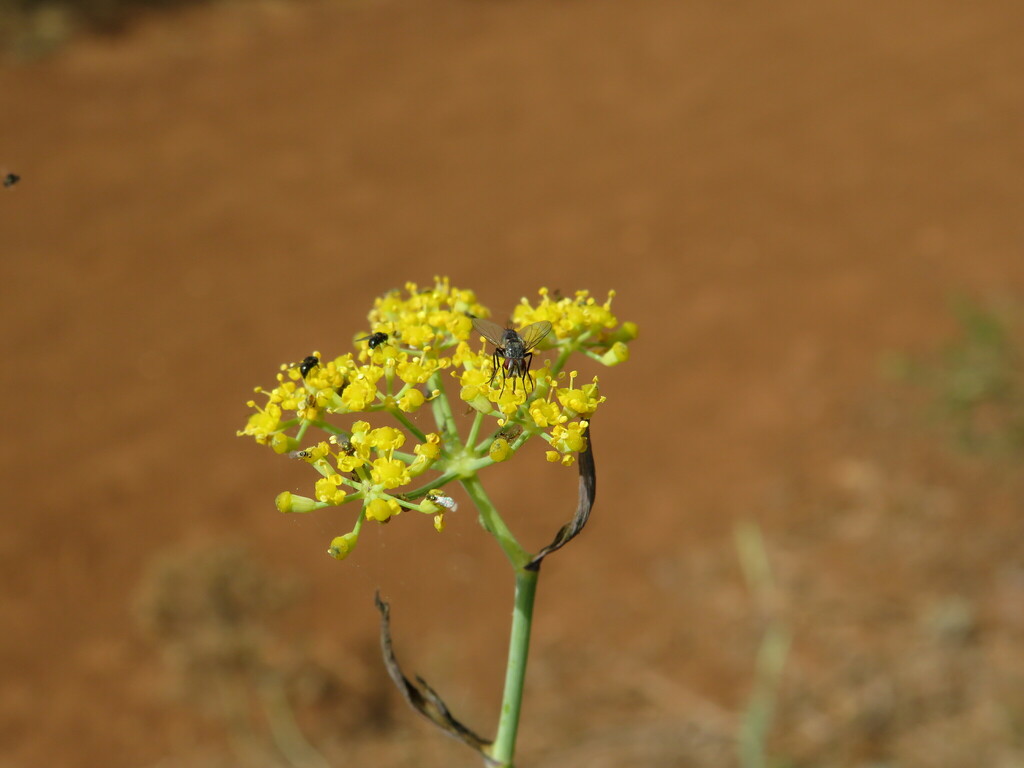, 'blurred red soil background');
2,1,1024,766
